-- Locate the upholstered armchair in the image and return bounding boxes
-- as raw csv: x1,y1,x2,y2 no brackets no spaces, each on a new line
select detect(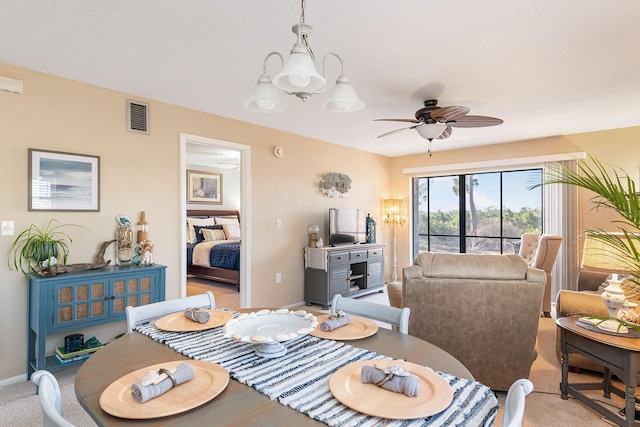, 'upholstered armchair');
400,252,546,391
519,233,563,317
